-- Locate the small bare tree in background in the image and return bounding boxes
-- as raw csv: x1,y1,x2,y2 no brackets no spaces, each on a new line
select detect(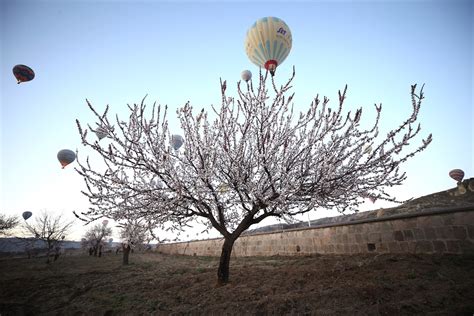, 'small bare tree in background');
117,219,153,265
24,212,73,263
76,69,432,284
82,221,112,257
0,213,20,236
